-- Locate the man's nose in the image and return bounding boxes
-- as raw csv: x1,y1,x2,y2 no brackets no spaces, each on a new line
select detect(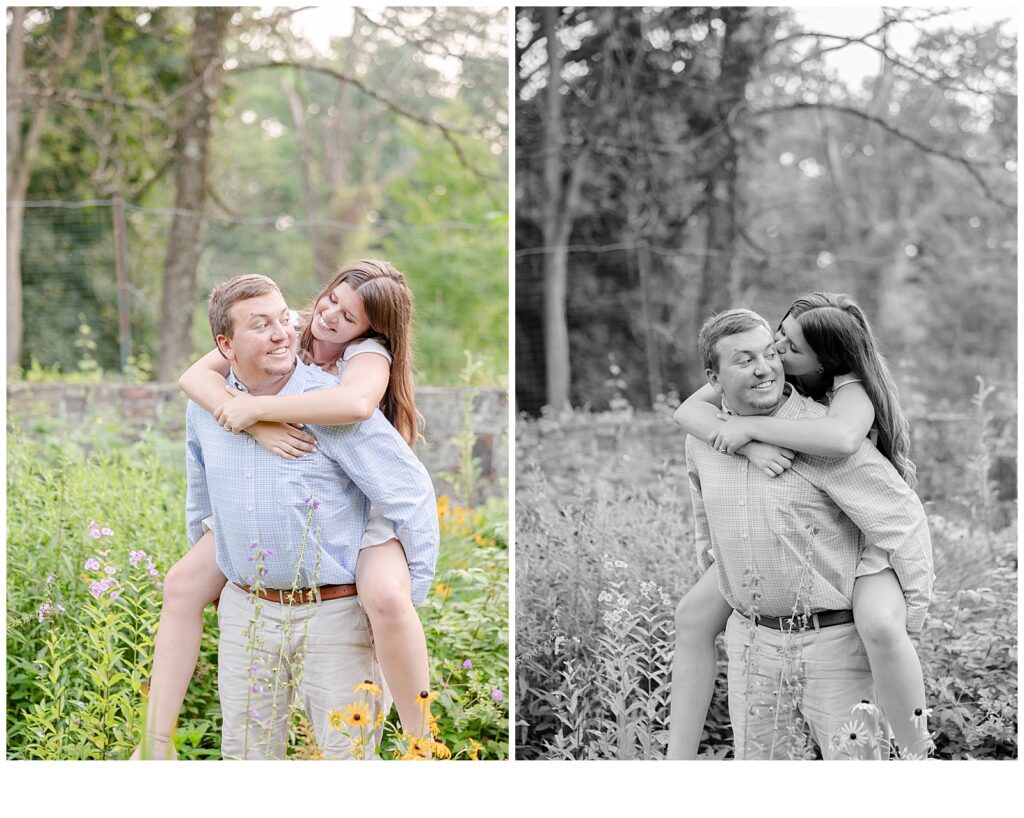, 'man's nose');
270,320,289,340
752,355,771,375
